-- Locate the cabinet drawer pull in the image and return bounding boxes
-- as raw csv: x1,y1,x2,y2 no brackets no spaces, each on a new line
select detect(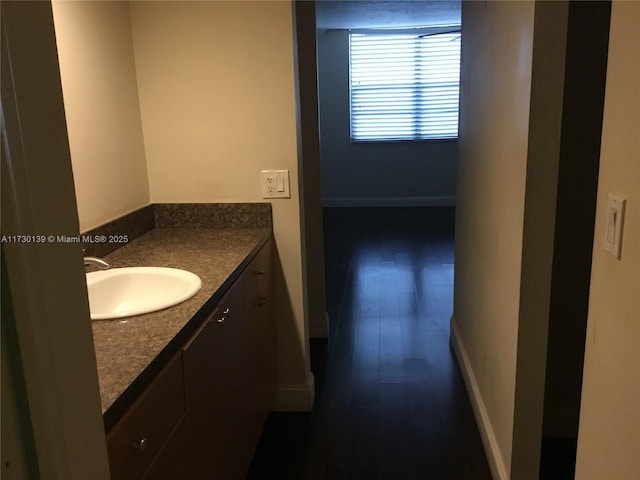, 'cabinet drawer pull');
255,270,266,277
132,438,147,452
256,296,268,308
217,307,231,325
